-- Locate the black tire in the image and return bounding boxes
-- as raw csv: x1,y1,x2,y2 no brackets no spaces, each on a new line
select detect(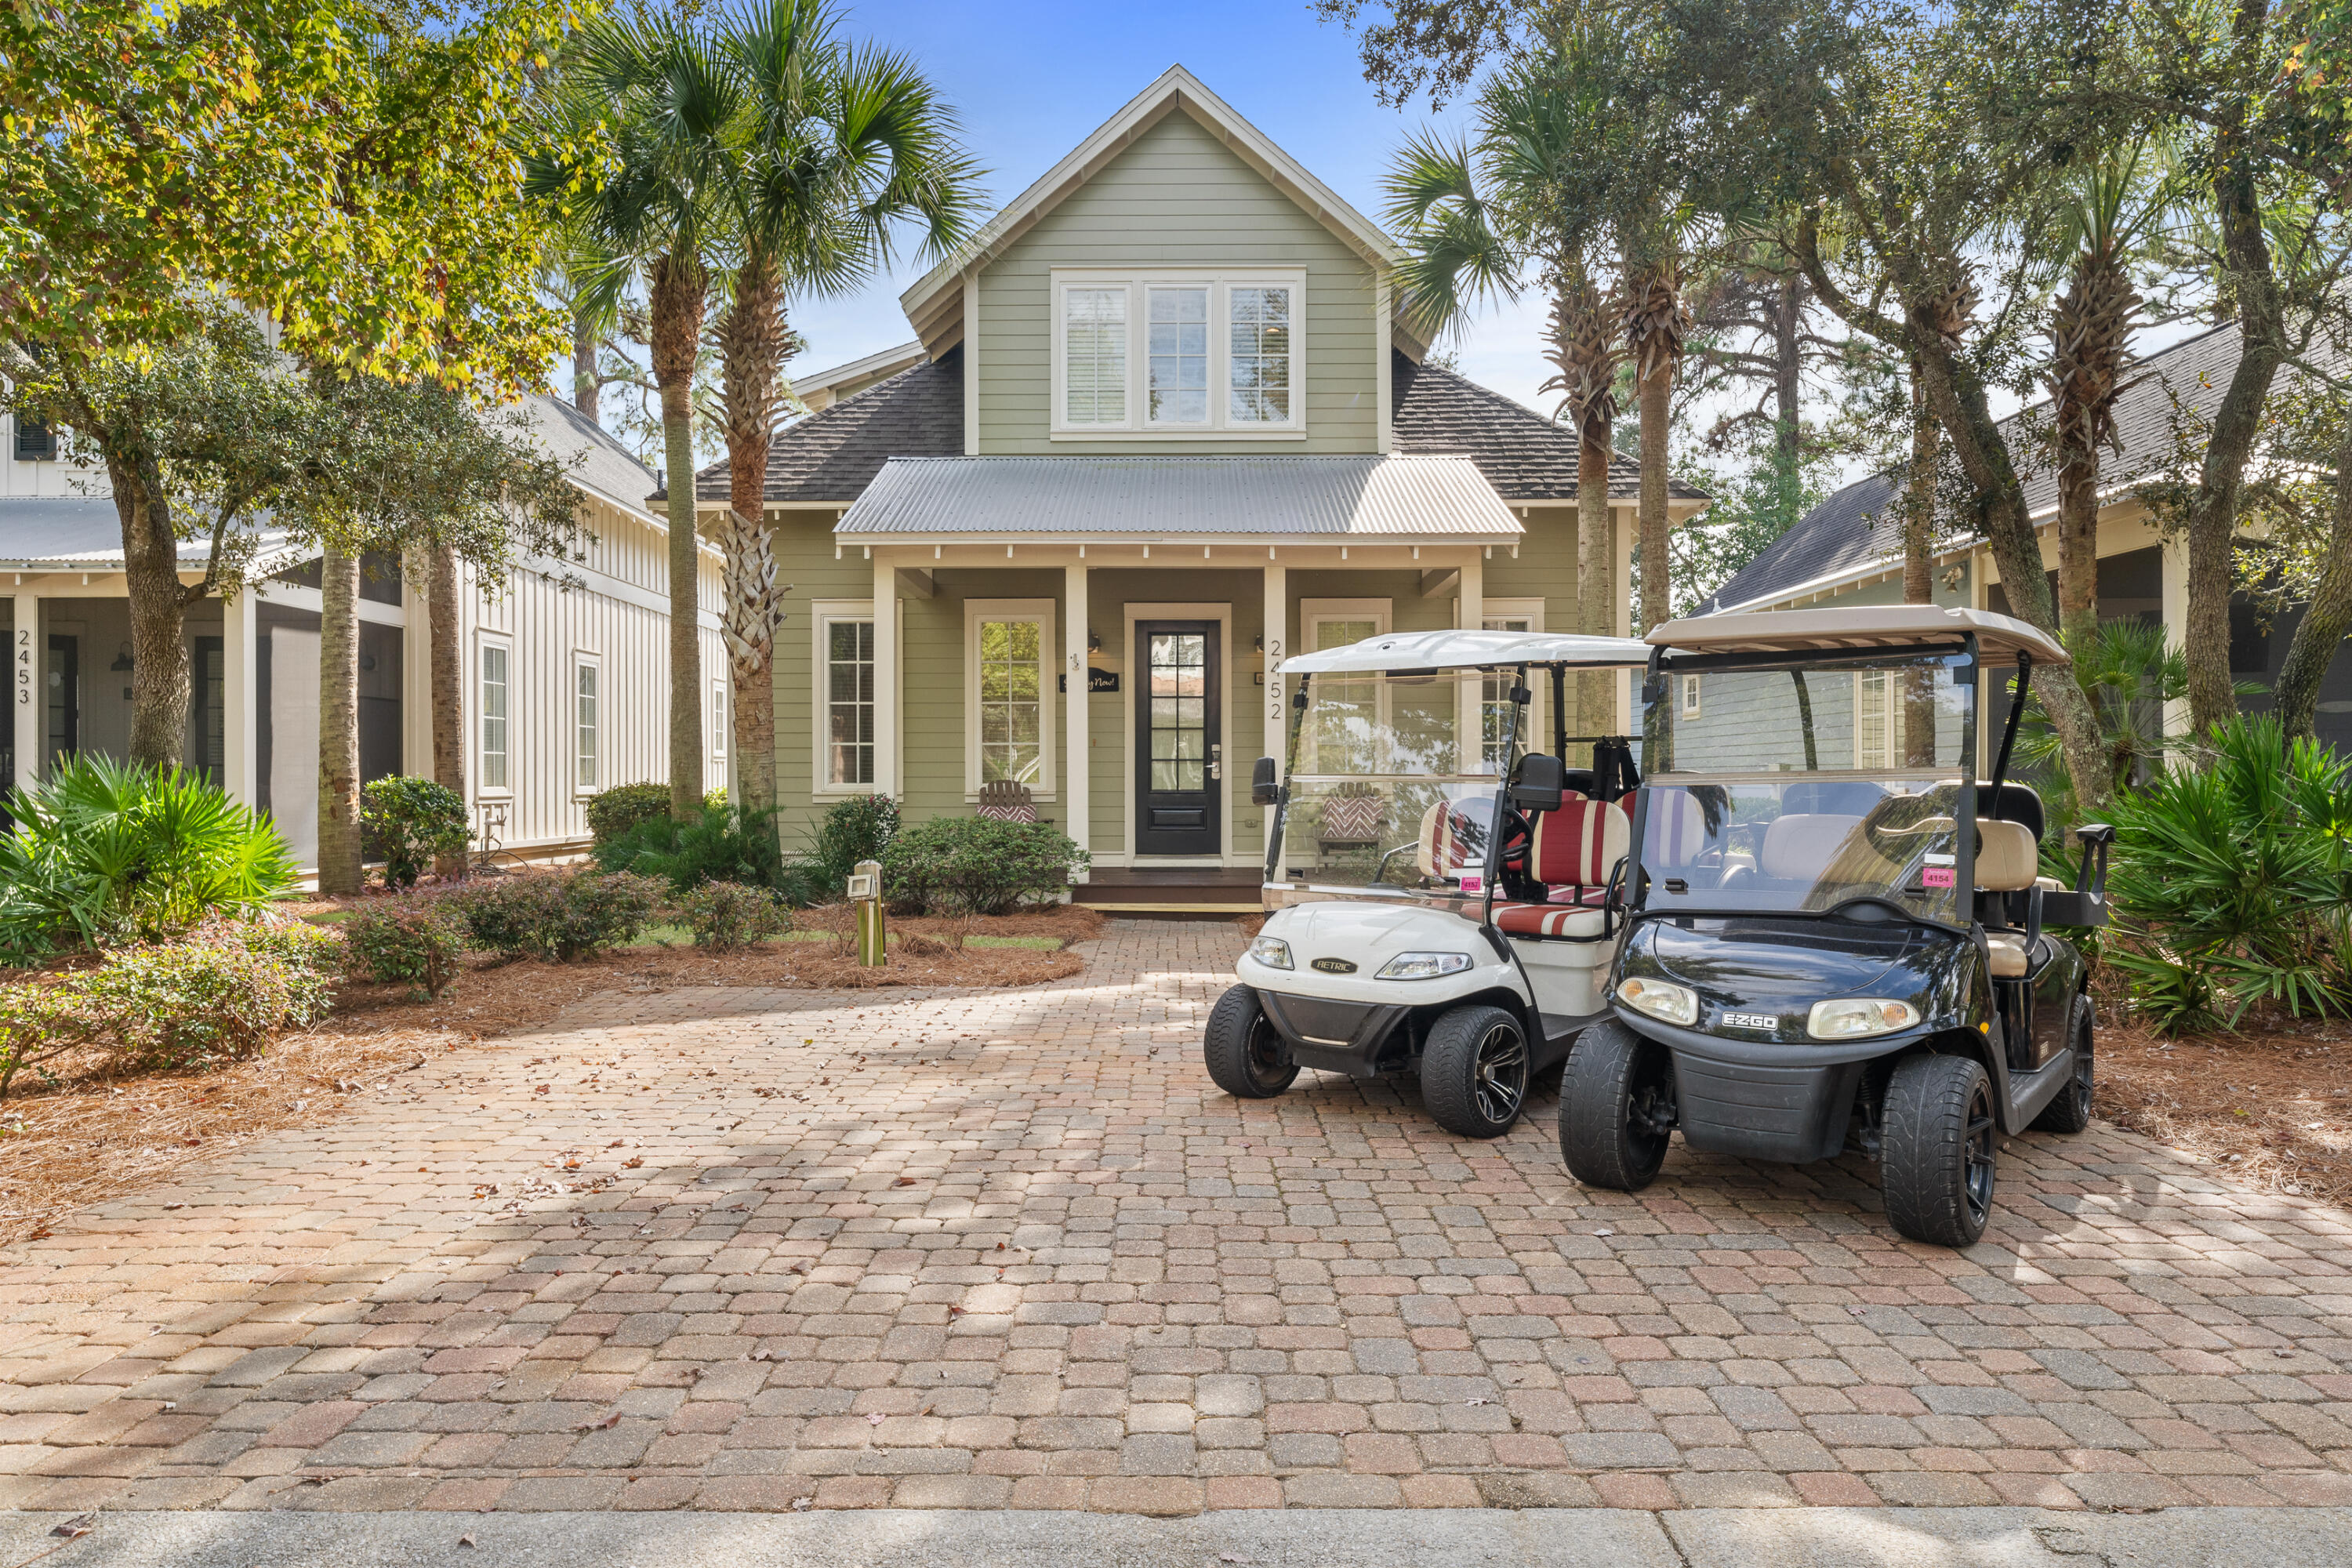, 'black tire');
1203,985,1297,1099
1882,1053,1997,1247
1558,1019,1675,1190
2030,997,2095,1134
1421,1005,1531,1138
